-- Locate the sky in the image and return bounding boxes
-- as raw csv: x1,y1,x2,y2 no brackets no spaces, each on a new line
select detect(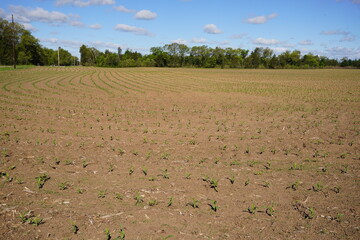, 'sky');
0,0,359,59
